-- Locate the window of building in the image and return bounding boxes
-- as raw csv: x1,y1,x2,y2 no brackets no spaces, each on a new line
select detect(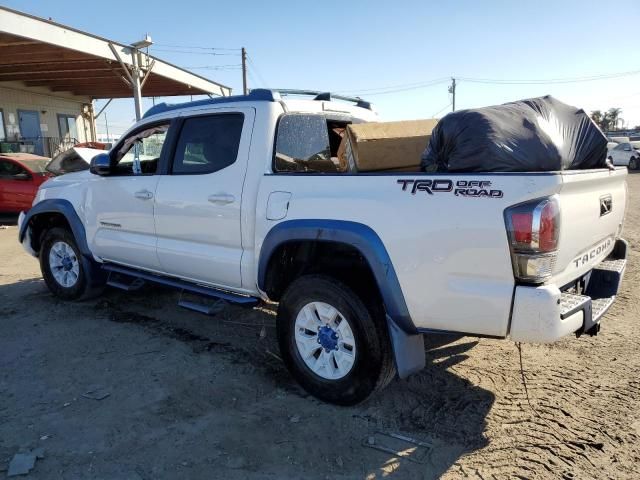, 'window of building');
274,114,349,173
172,114,244,175
0,109,6,141
57,114,78,140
